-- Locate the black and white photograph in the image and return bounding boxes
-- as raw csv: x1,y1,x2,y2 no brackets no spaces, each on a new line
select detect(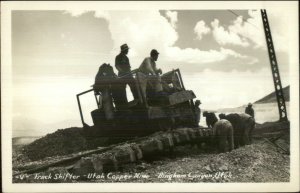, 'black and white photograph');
1,1,299,192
